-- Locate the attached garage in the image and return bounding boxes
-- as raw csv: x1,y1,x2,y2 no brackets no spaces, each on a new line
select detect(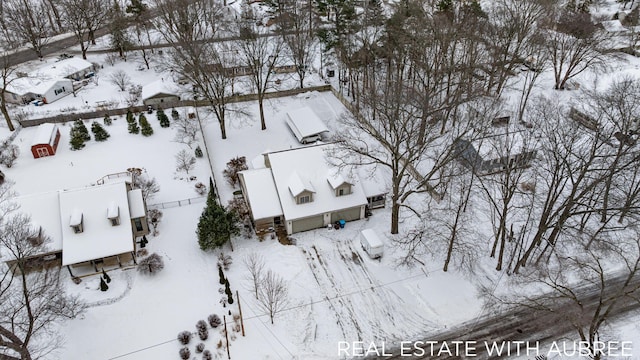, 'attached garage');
31,123,61,159
291,215,324,233
330,206,362,223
